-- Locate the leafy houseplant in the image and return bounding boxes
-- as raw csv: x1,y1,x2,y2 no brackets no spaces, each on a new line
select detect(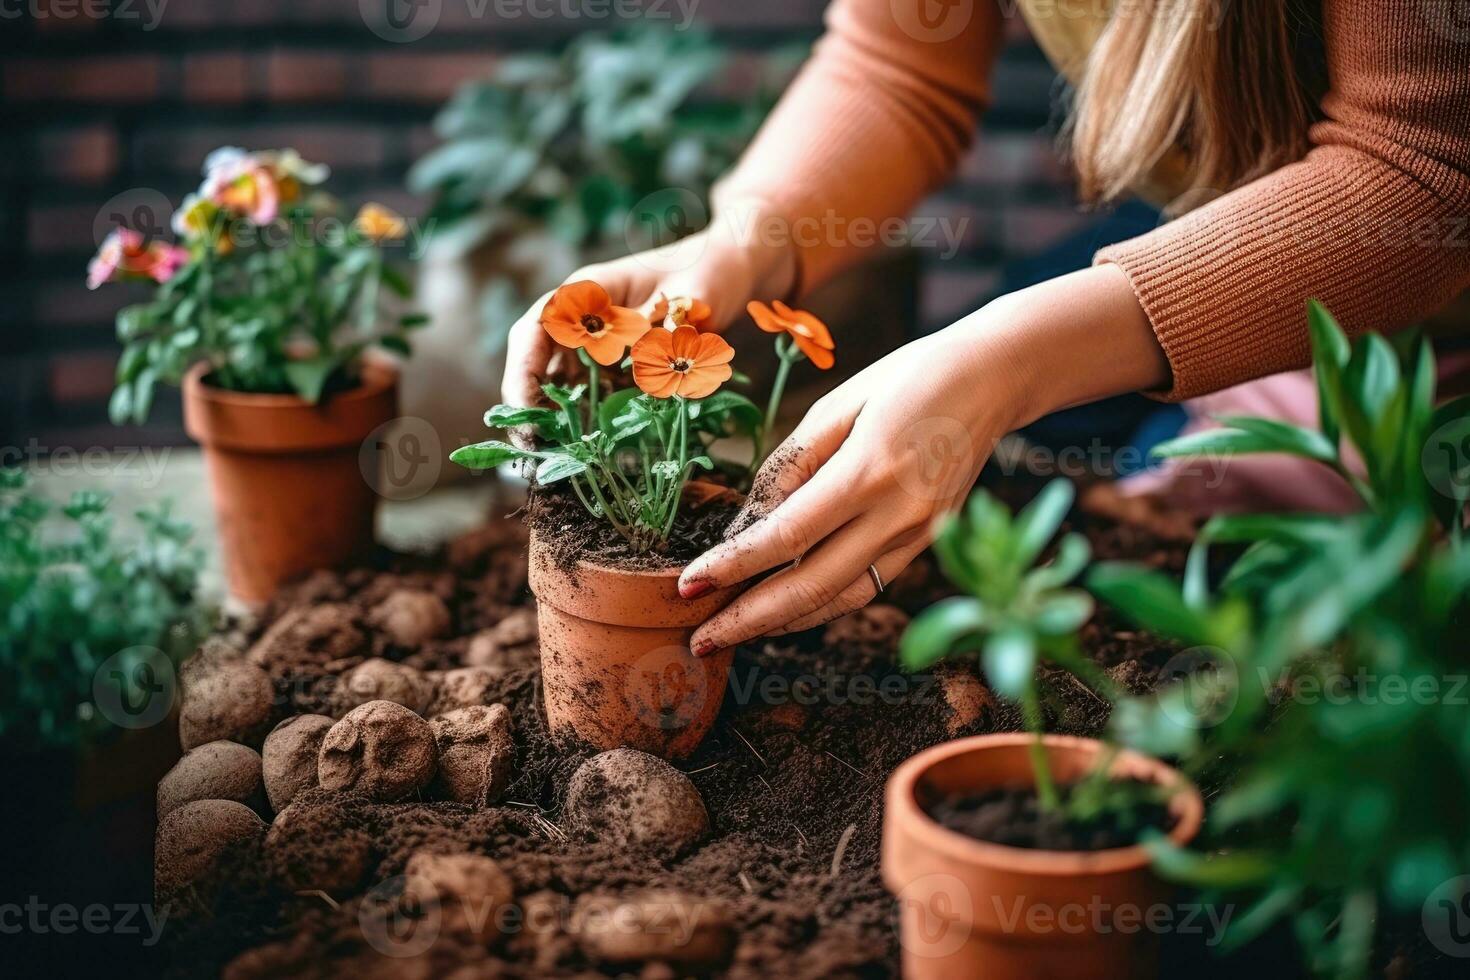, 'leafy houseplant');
1091,302,1470,978
450,282,833,757
90,147,426,602
0,468,207,752
408,26,795,353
